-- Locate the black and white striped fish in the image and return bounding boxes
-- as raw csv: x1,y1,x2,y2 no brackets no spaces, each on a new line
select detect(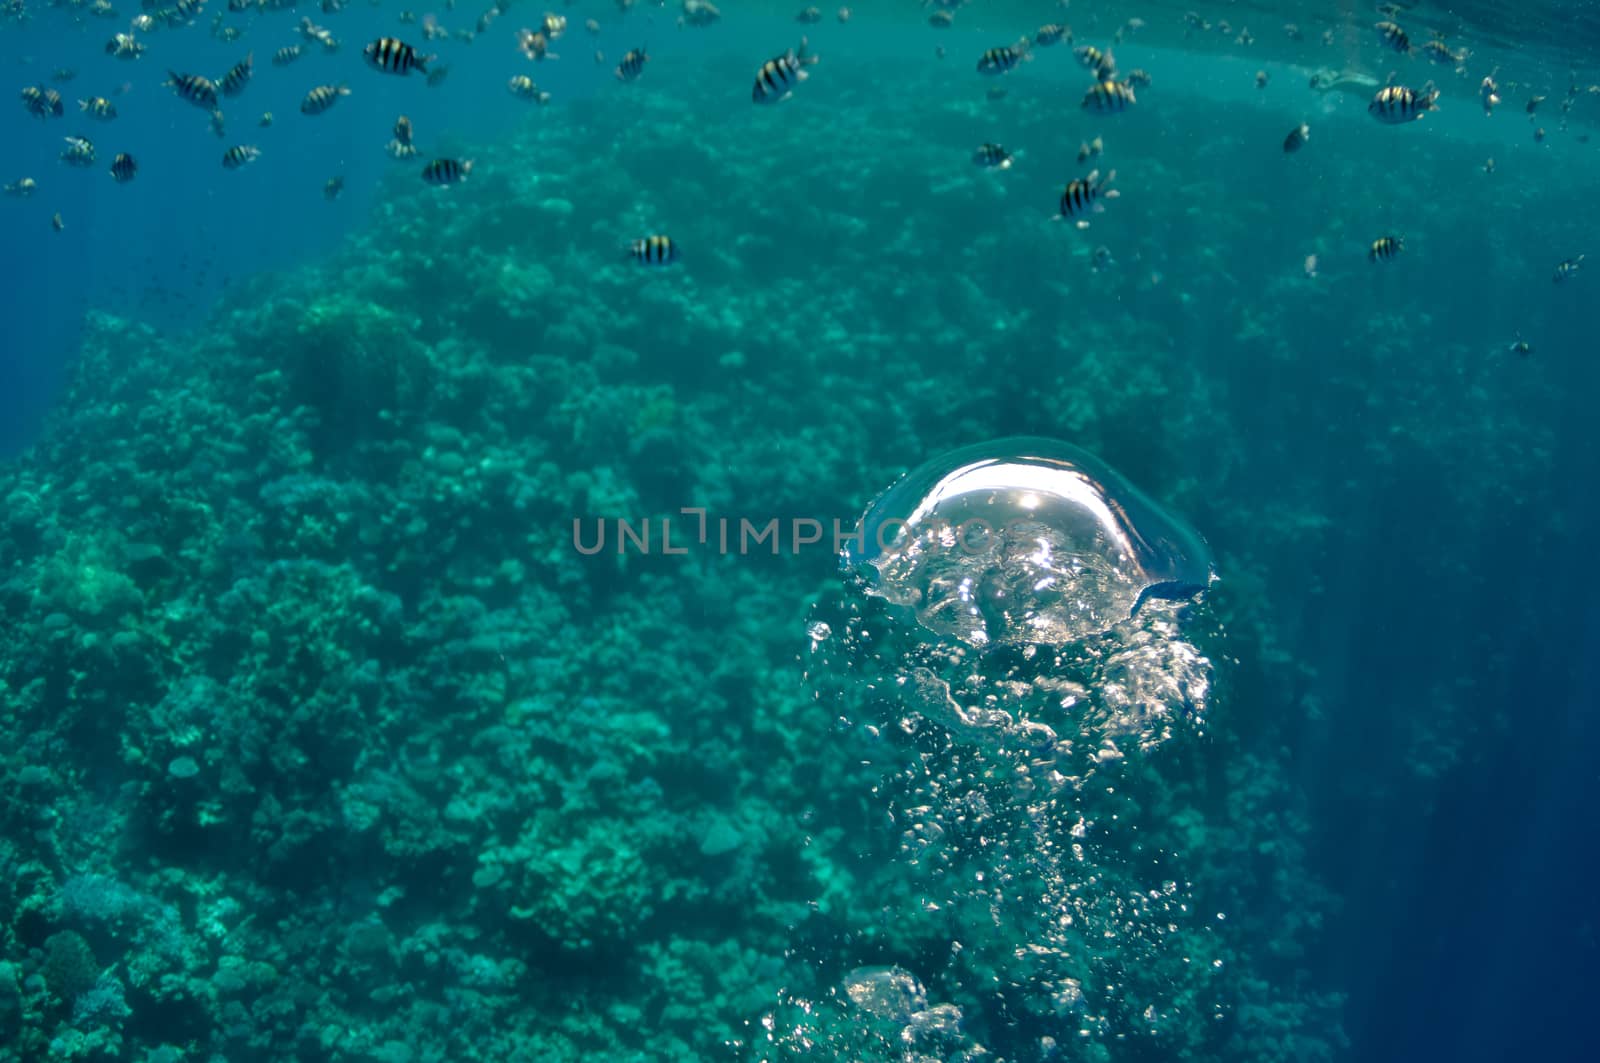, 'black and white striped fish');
1368,83,1438,123
109,152,137,182
1421,38,1467,65
222,144,261,169
1082,79,1136,113
105,34,145,60
753,37,818,103
1375,21,1411,54
273,45,304,67
1553,255,1584,283
220,53,253,97
972,142,1014,169
1368,235,1403,262
615,47,648,82
1035,24,1070,46
977,39,1030,75
630,234,677,266
166,71,219,110
60,136,96,166
301,84,350,115
21,85,64,119
1074,45,1115,80
507,76,551,103
422,157,473,185
1057,168,1117,227
364,37,431,75
1283,122,1310,153
79,96,117,120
